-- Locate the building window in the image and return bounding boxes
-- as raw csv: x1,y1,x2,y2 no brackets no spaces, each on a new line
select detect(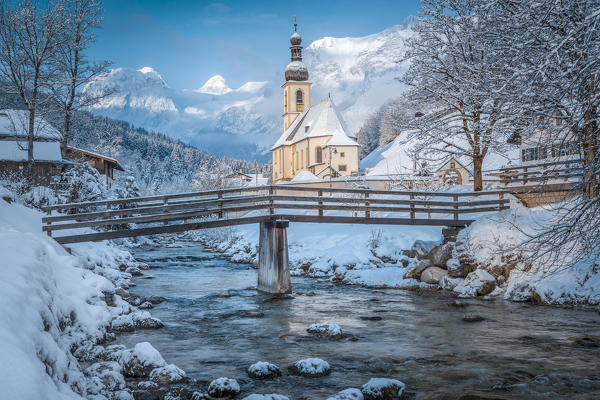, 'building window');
316,146,323,163
305,125,310,133
300,149,304,169
450,162,455,168
296,90,303,104
340,152,345,158
339,165,347,172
